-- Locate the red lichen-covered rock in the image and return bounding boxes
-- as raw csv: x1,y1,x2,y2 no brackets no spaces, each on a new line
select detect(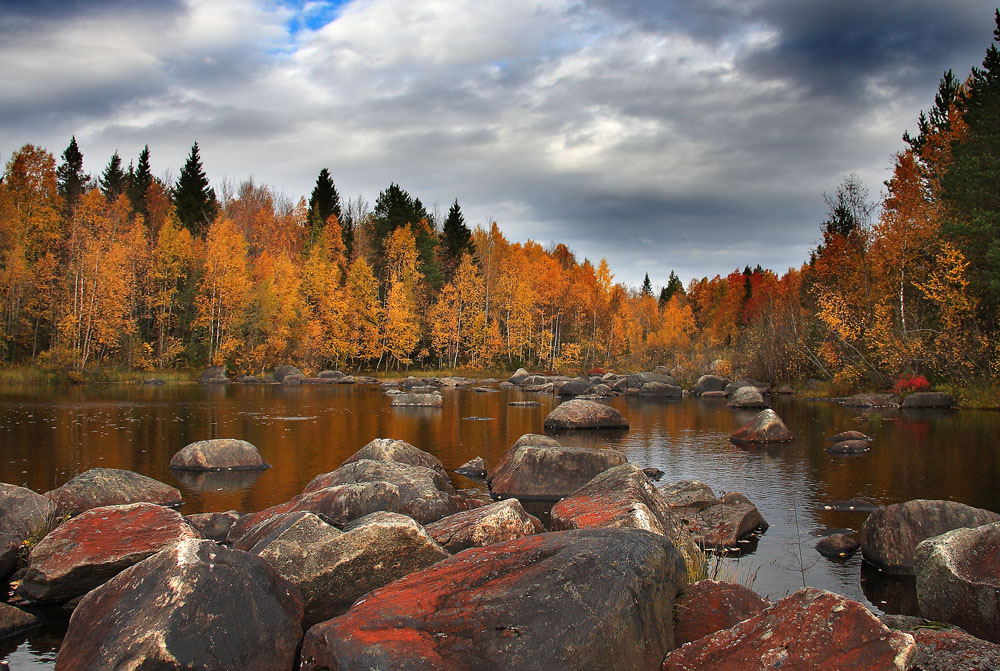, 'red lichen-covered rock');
0,483,58,580
55,539,303,671
425,499,543,553
662,588,916,670
673,580,771,646
729,409,793,444
226,482,402,544
542,398,629,430
340,438,447,477
303,459,458,525
45,468,182,517
169,438,268,470
300,529,687,671
880,614,1000,670
258,511,448,628
860,499,1000,575
17,502,200,604
550,463,700,569
487,441,627,501
915,520,1000,643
